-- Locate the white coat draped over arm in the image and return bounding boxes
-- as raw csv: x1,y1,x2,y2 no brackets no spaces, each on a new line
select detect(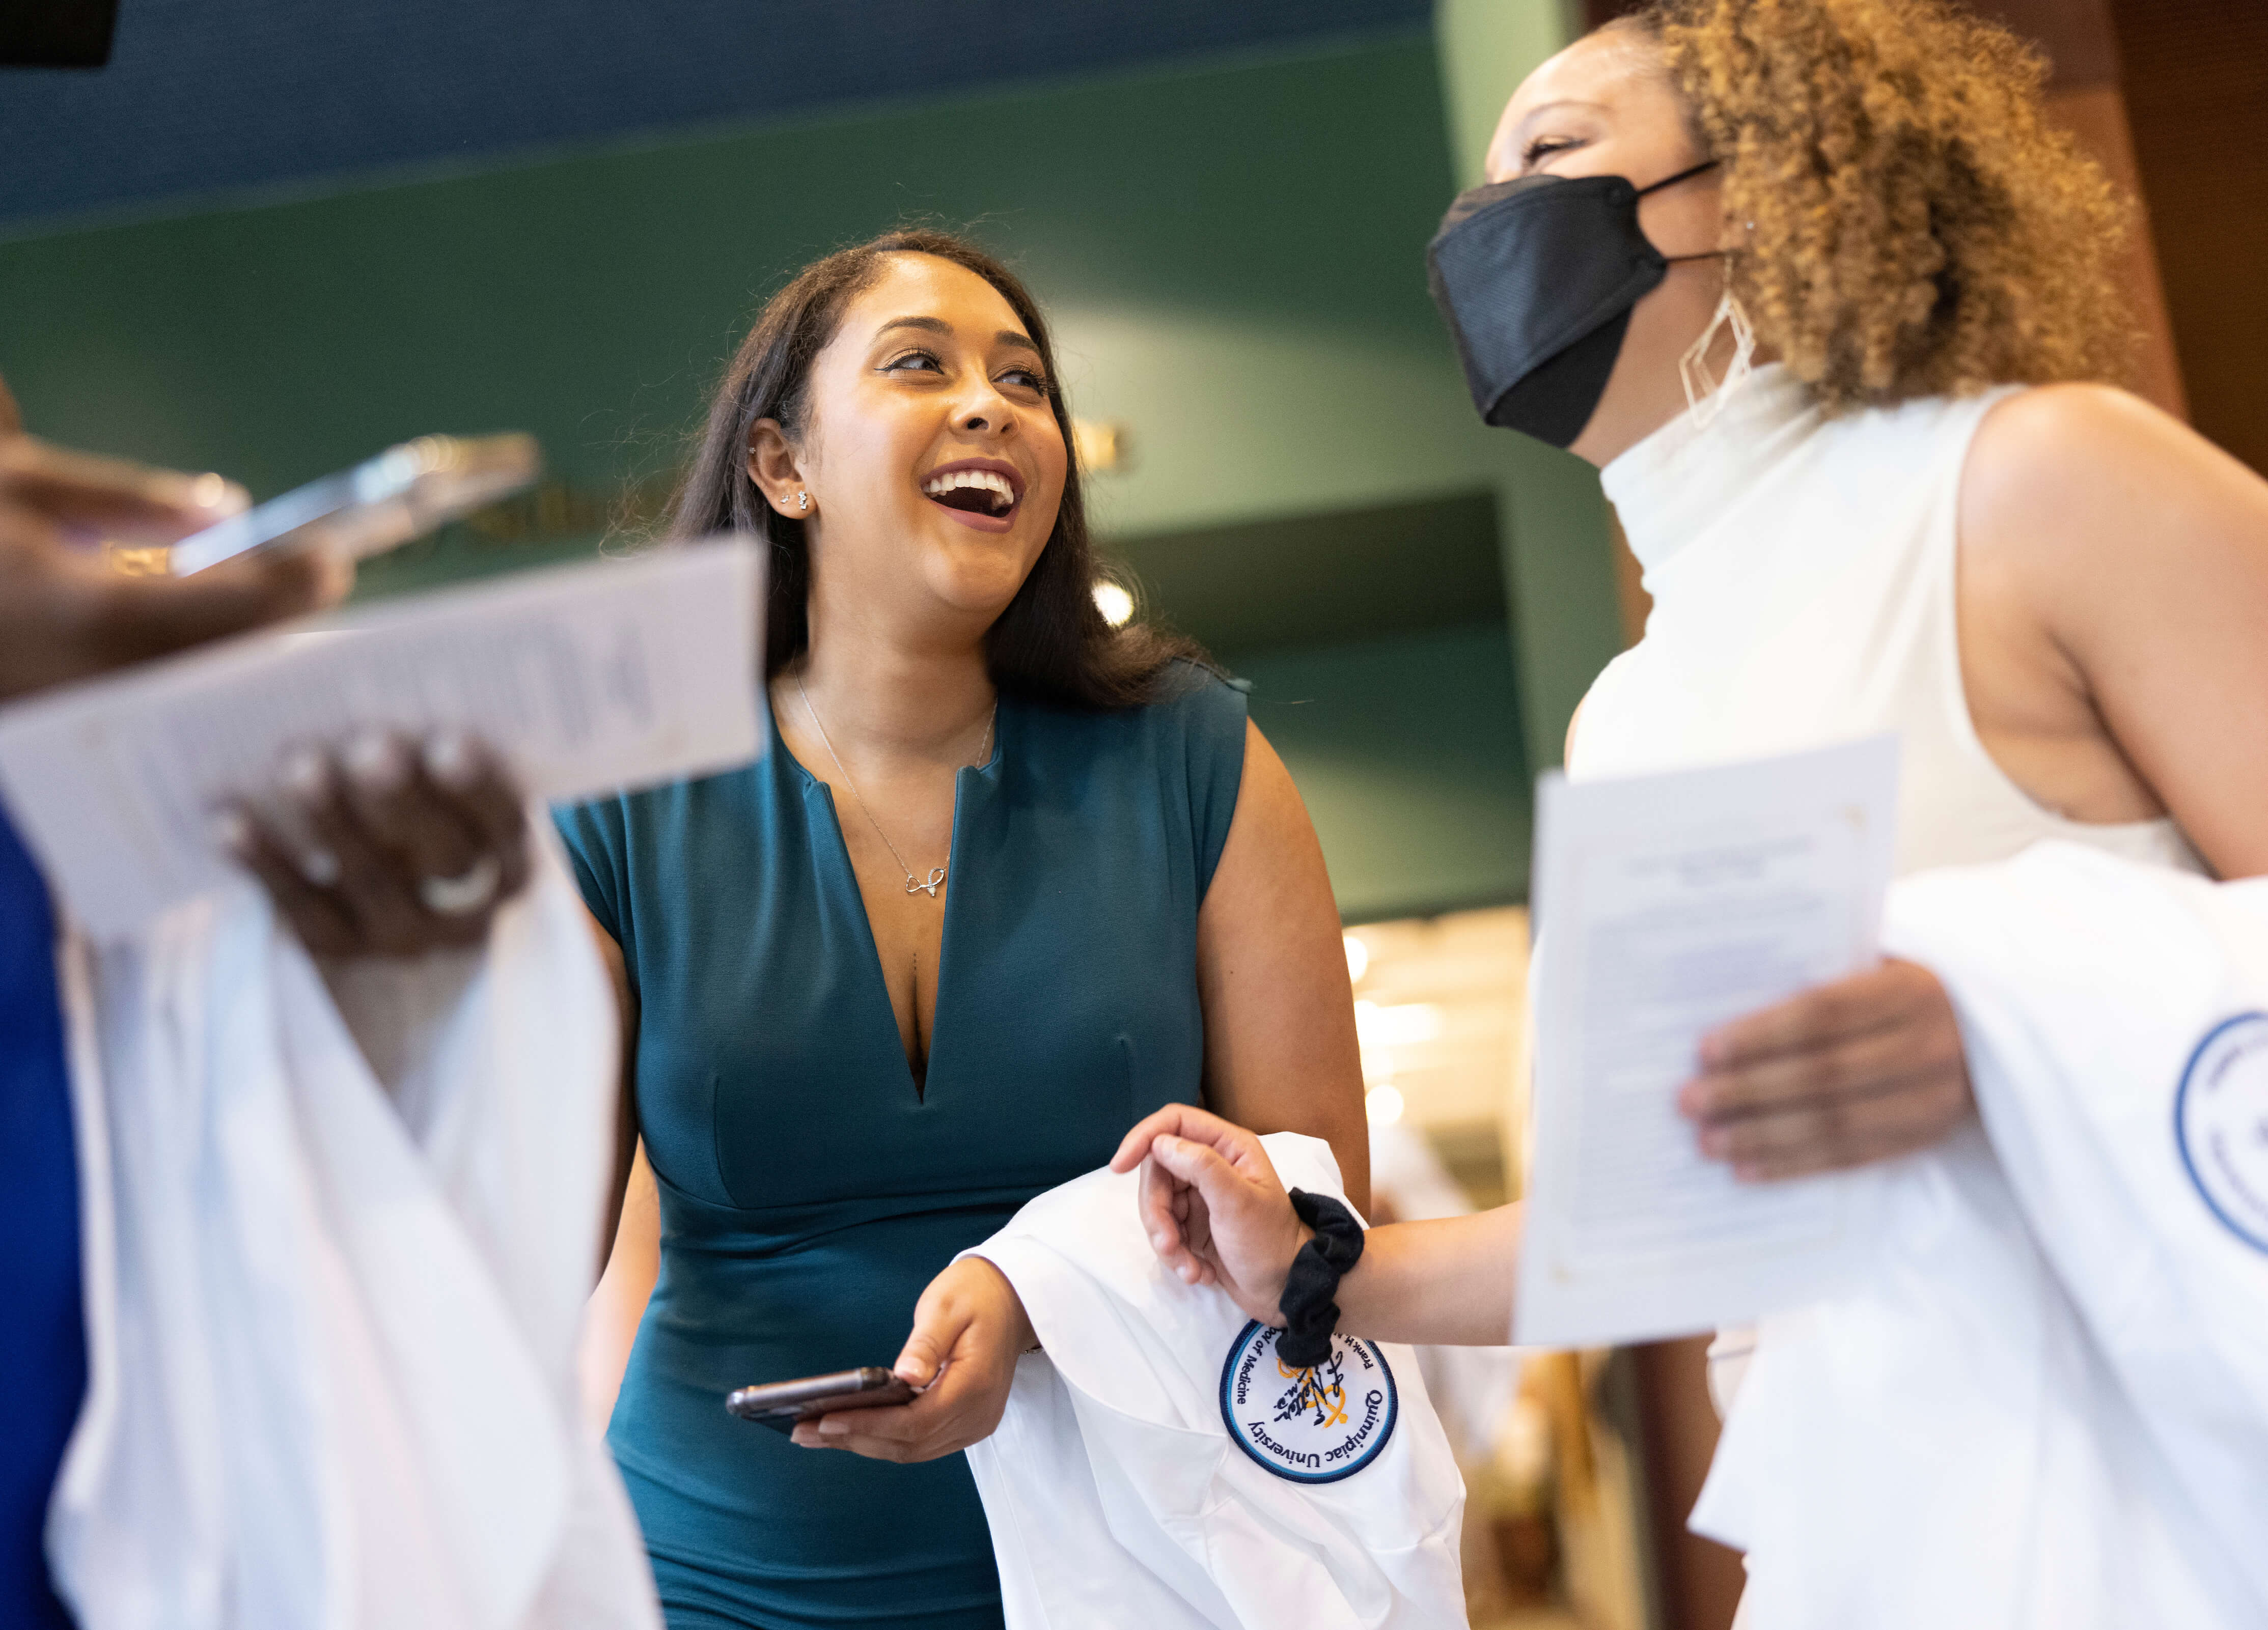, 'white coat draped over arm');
49,821,659,1630
1692,842,2268,1630
960,1133,1470,1630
